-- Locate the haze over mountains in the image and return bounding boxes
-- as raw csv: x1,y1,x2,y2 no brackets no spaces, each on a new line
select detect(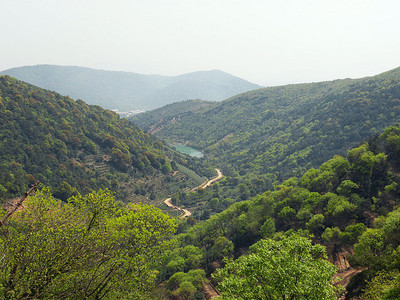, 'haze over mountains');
0,65,261,111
